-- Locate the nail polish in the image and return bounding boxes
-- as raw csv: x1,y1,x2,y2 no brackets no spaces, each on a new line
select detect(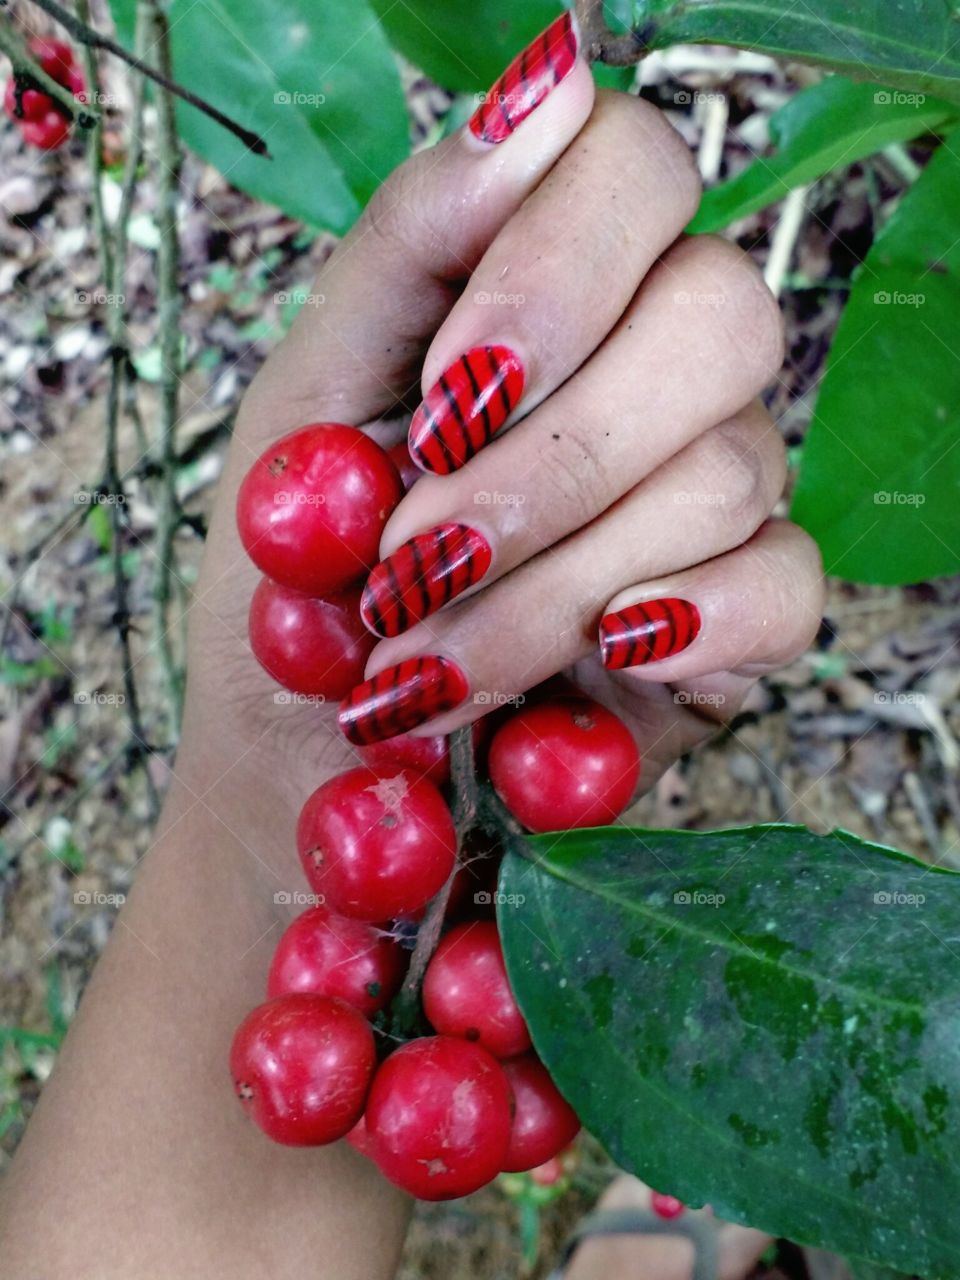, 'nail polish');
599,598,702,669
469,12,579,145
361,523,492,638
338,656,470,745
408,345,524,475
